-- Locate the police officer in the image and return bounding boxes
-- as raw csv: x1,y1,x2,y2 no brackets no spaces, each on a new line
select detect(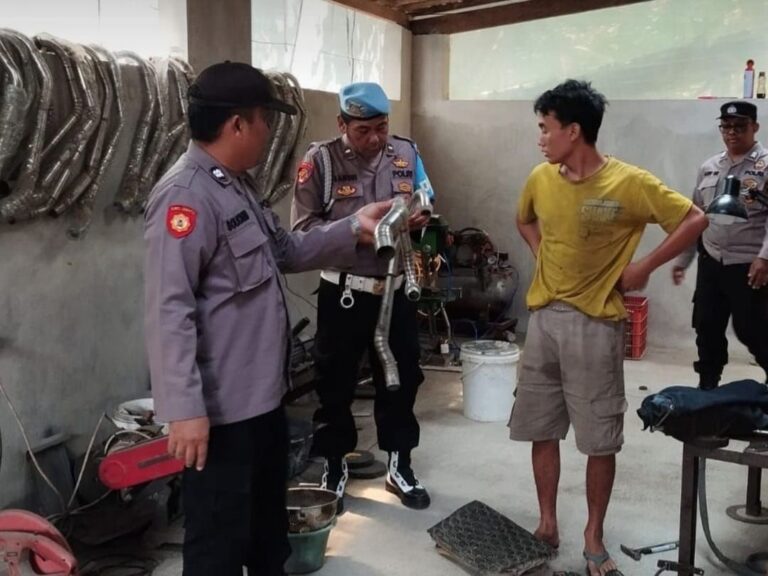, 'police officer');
673,100,768,389
290,82,432,511
144,62,392,576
